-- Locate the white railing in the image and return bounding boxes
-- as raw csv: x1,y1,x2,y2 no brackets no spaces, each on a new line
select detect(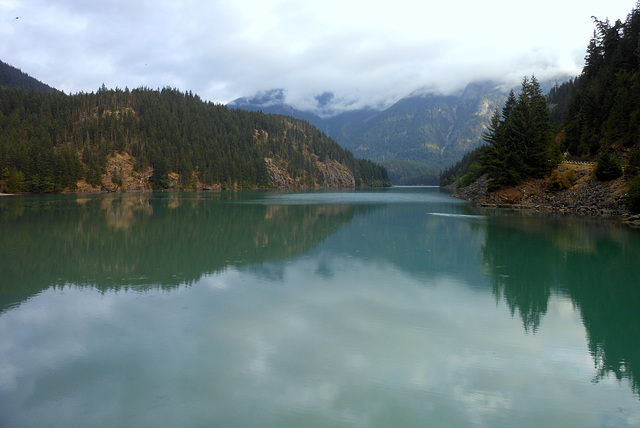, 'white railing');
563,161,594,165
